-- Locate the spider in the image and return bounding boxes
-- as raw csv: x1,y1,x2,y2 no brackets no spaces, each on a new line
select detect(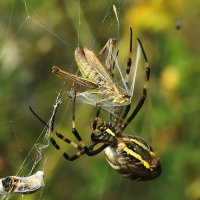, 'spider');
30,33,161,180
30,92,161,180
30,75,161,181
